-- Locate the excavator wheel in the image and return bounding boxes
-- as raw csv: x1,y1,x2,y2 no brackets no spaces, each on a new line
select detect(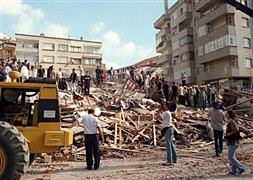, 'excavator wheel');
0,121,29,180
